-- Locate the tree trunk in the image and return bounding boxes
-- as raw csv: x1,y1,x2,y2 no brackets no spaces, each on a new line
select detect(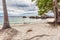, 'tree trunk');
2,0,11,29
53,0,59,24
